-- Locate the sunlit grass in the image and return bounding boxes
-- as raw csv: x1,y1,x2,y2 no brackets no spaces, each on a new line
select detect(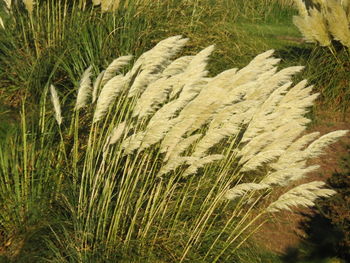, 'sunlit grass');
0,1,349,262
